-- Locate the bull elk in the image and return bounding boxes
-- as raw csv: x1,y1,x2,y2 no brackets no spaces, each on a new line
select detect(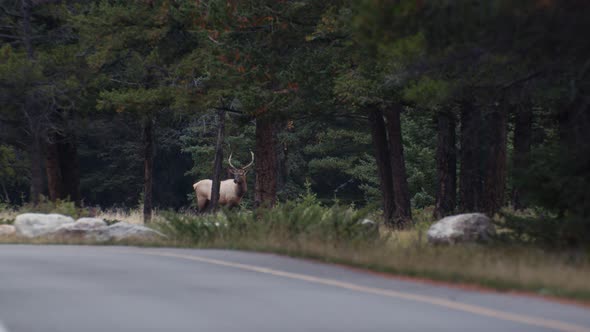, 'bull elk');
193,151,254,211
